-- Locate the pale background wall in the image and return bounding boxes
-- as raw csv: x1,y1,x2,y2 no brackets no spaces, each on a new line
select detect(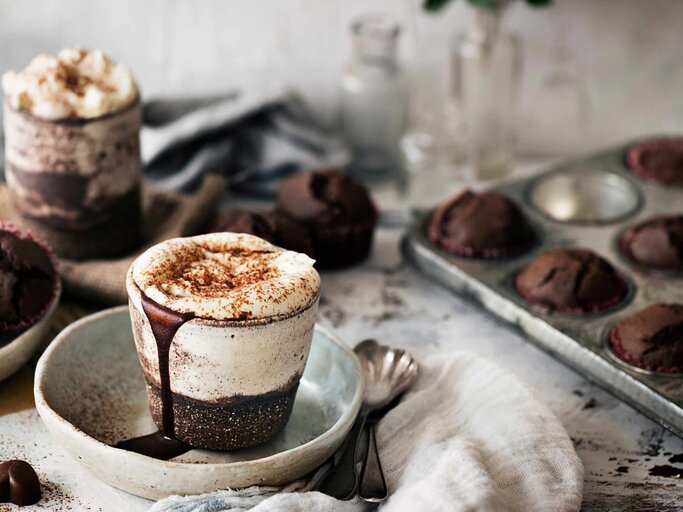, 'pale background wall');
1,0,682,156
